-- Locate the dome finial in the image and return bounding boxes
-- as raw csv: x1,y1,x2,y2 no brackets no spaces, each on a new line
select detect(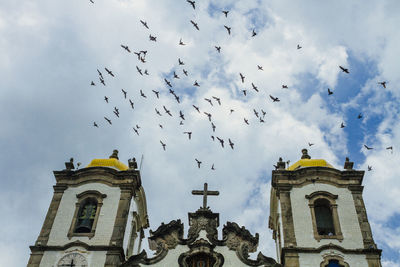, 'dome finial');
301,148,311,159
109,149,119,160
